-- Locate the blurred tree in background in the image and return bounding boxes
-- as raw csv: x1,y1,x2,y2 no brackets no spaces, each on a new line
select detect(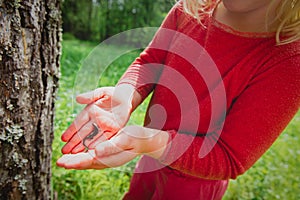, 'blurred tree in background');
62,0,174,42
